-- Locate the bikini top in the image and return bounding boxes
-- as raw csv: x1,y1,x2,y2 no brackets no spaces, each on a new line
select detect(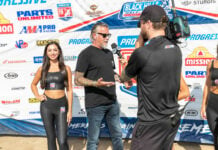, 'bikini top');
210,60,218,86
45,72,65,90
